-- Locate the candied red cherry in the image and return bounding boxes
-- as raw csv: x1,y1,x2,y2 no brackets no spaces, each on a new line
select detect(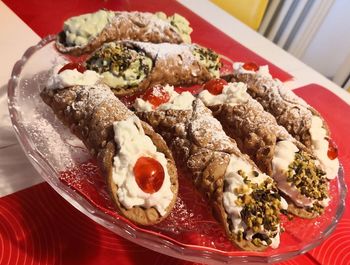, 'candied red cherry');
242,62,259,72
203,78,228,95
142,86,170,108
327,139,338,160
133,156,165,194
58,62,86,74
